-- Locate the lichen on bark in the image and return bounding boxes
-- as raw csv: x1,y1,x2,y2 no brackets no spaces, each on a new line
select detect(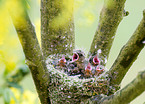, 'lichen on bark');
88,0,126,66
109,11,145,85
41,0,75,59
98,70,145,104
9,0,145,103
9,1,50,103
